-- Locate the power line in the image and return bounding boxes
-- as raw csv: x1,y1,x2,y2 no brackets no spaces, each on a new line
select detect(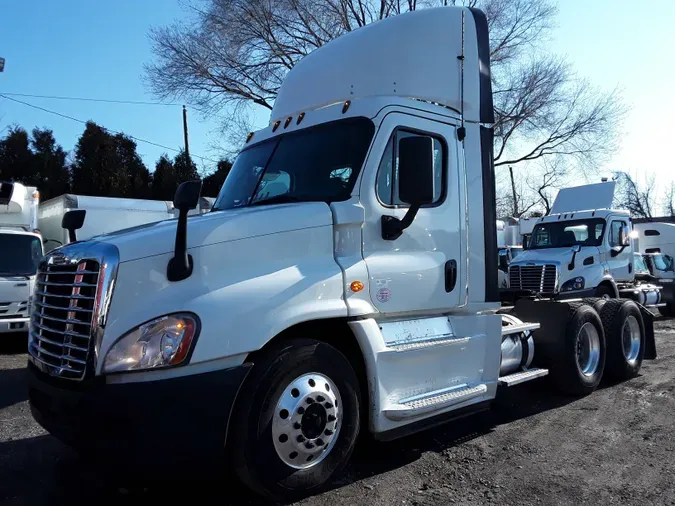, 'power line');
0,93,219,164
0,91,181,107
